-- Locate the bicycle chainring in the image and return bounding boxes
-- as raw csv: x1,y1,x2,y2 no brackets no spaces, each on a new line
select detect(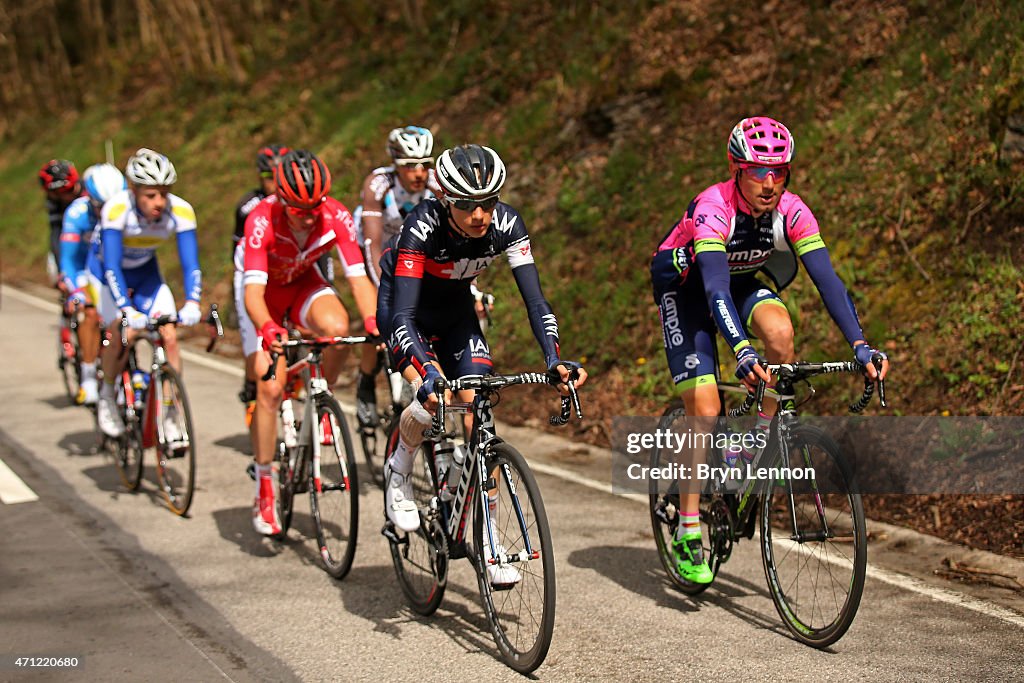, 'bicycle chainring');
706,497,735,570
